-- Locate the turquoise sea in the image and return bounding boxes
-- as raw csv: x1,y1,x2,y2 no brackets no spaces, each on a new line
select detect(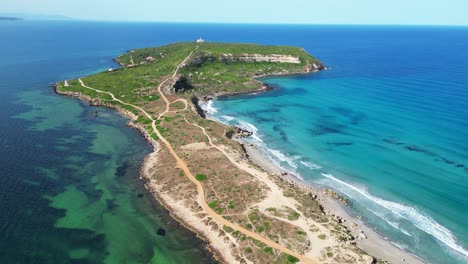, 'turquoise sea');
206,26,468,263
0,21,467,263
